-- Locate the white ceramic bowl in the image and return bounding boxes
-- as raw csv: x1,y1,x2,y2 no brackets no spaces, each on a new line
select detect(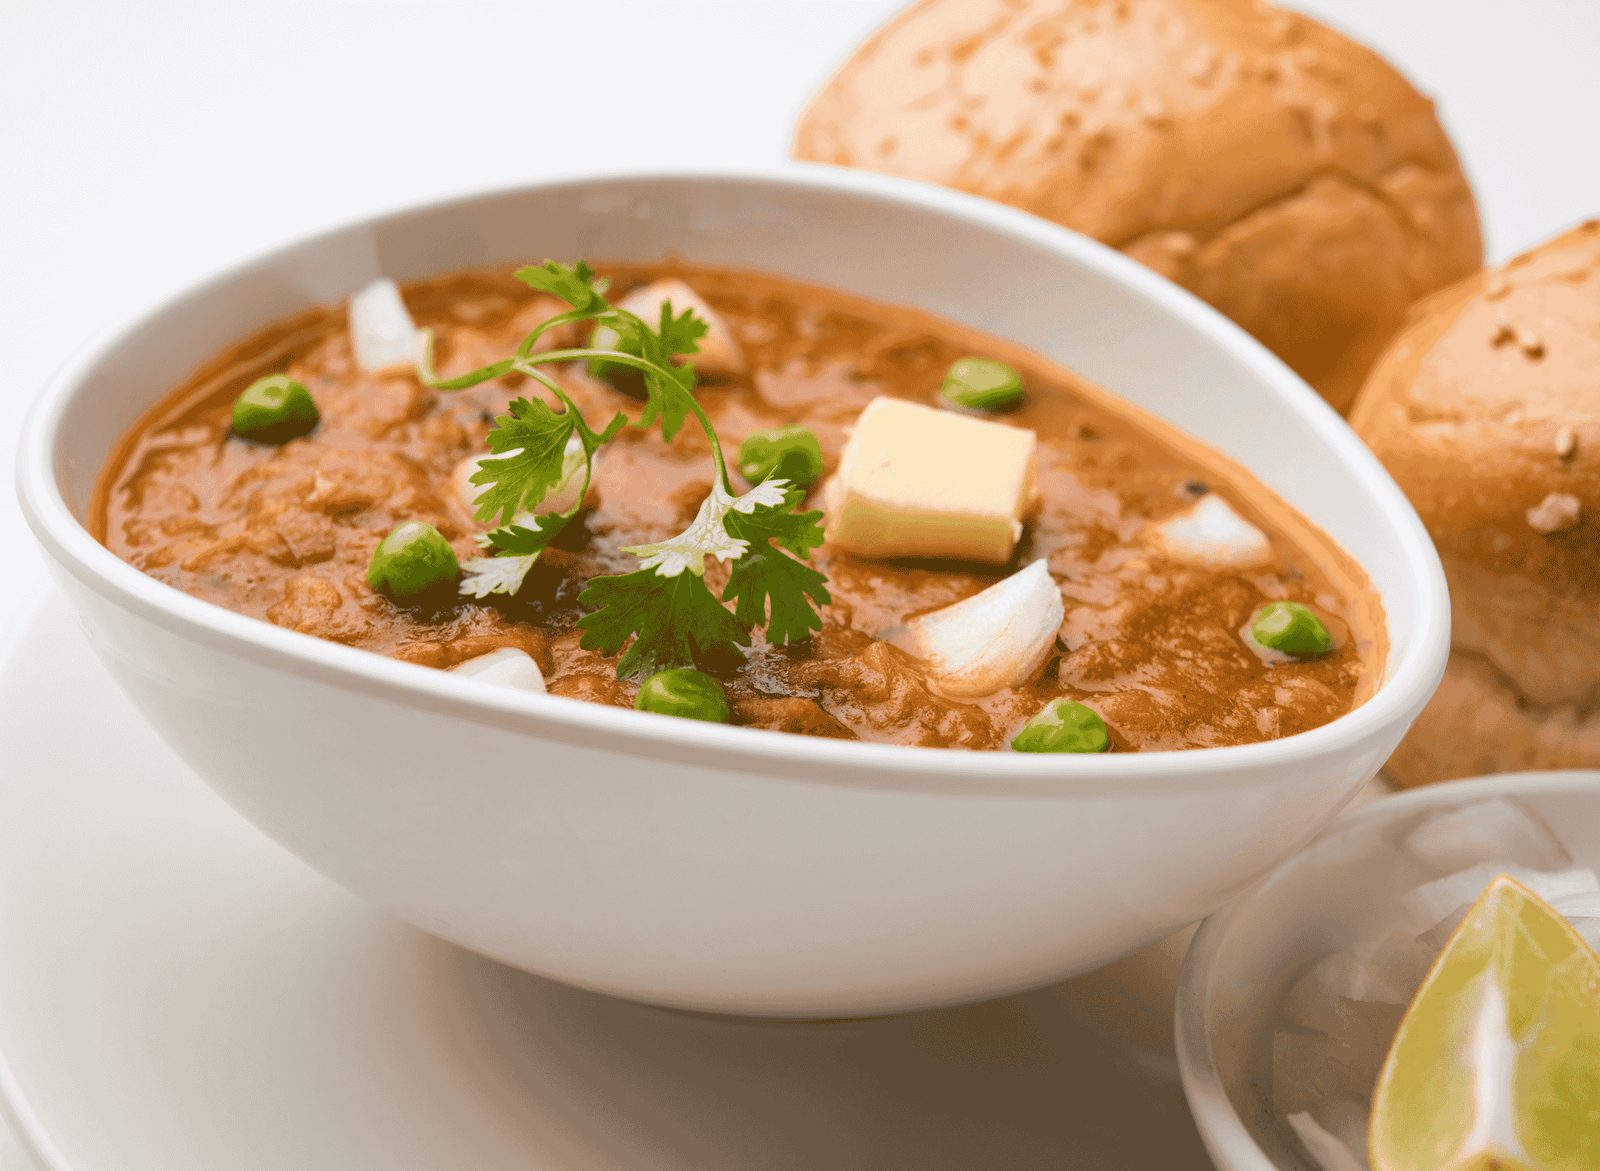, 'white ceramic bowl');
1175,770,1600,1170
17,165,1449,1018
